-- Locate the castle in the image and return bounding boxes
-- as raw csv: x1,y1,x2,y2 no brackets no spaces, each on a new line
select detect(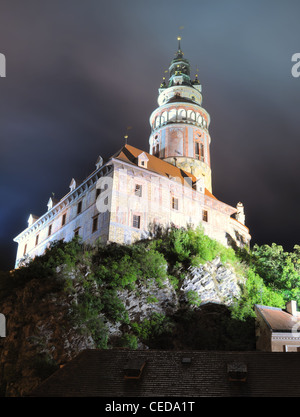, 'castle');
13,39,251,268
